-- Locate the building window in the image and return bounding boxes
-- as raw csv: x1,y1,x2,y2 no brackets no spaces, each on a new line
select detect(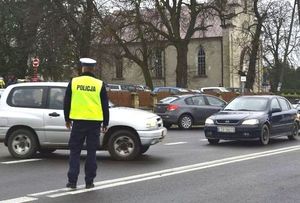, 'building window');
115,57,123,79
240,47,250,75
198,47,206,76
151,49,164,78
